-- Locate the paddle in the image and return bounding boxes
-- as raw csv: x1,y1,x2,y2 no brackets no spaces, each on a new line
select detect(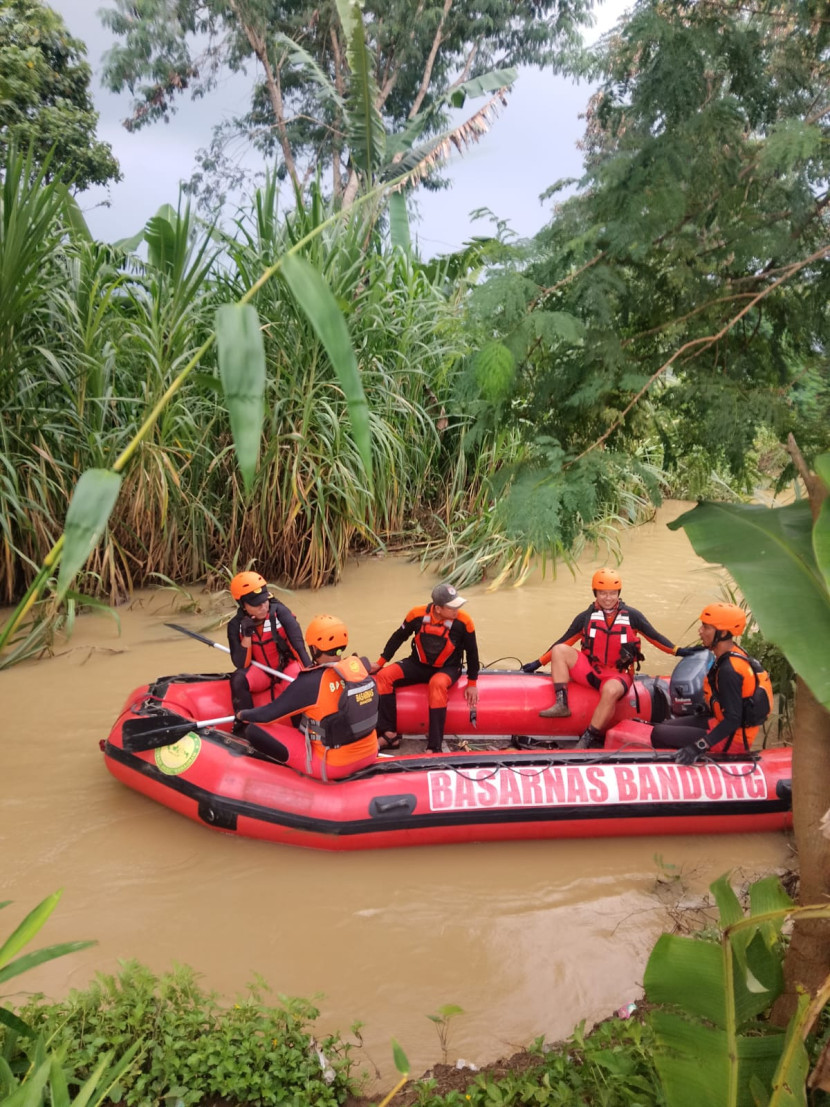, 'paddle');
121,713,236,752
165,623,294,683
